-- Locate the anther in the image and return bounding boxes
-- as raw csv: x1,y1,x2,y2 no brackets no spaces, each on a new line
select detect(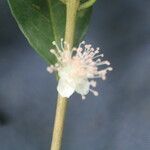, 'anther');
90,80,97,87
